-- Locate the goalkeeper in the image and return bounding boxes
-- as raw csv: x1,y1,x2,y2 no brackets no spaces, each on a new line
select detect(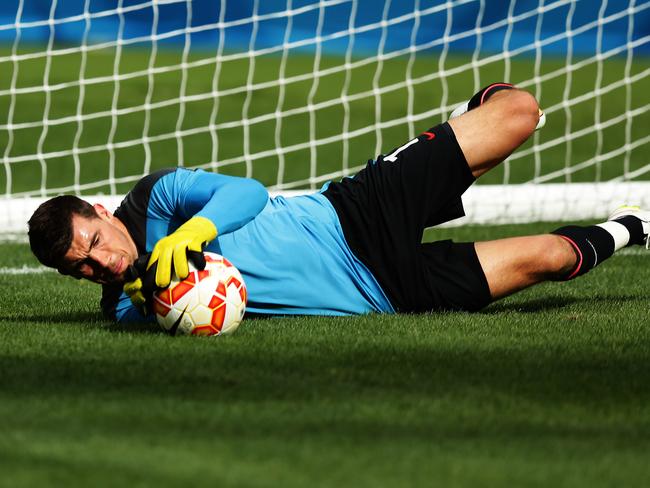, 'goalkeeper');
28,83,650,322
